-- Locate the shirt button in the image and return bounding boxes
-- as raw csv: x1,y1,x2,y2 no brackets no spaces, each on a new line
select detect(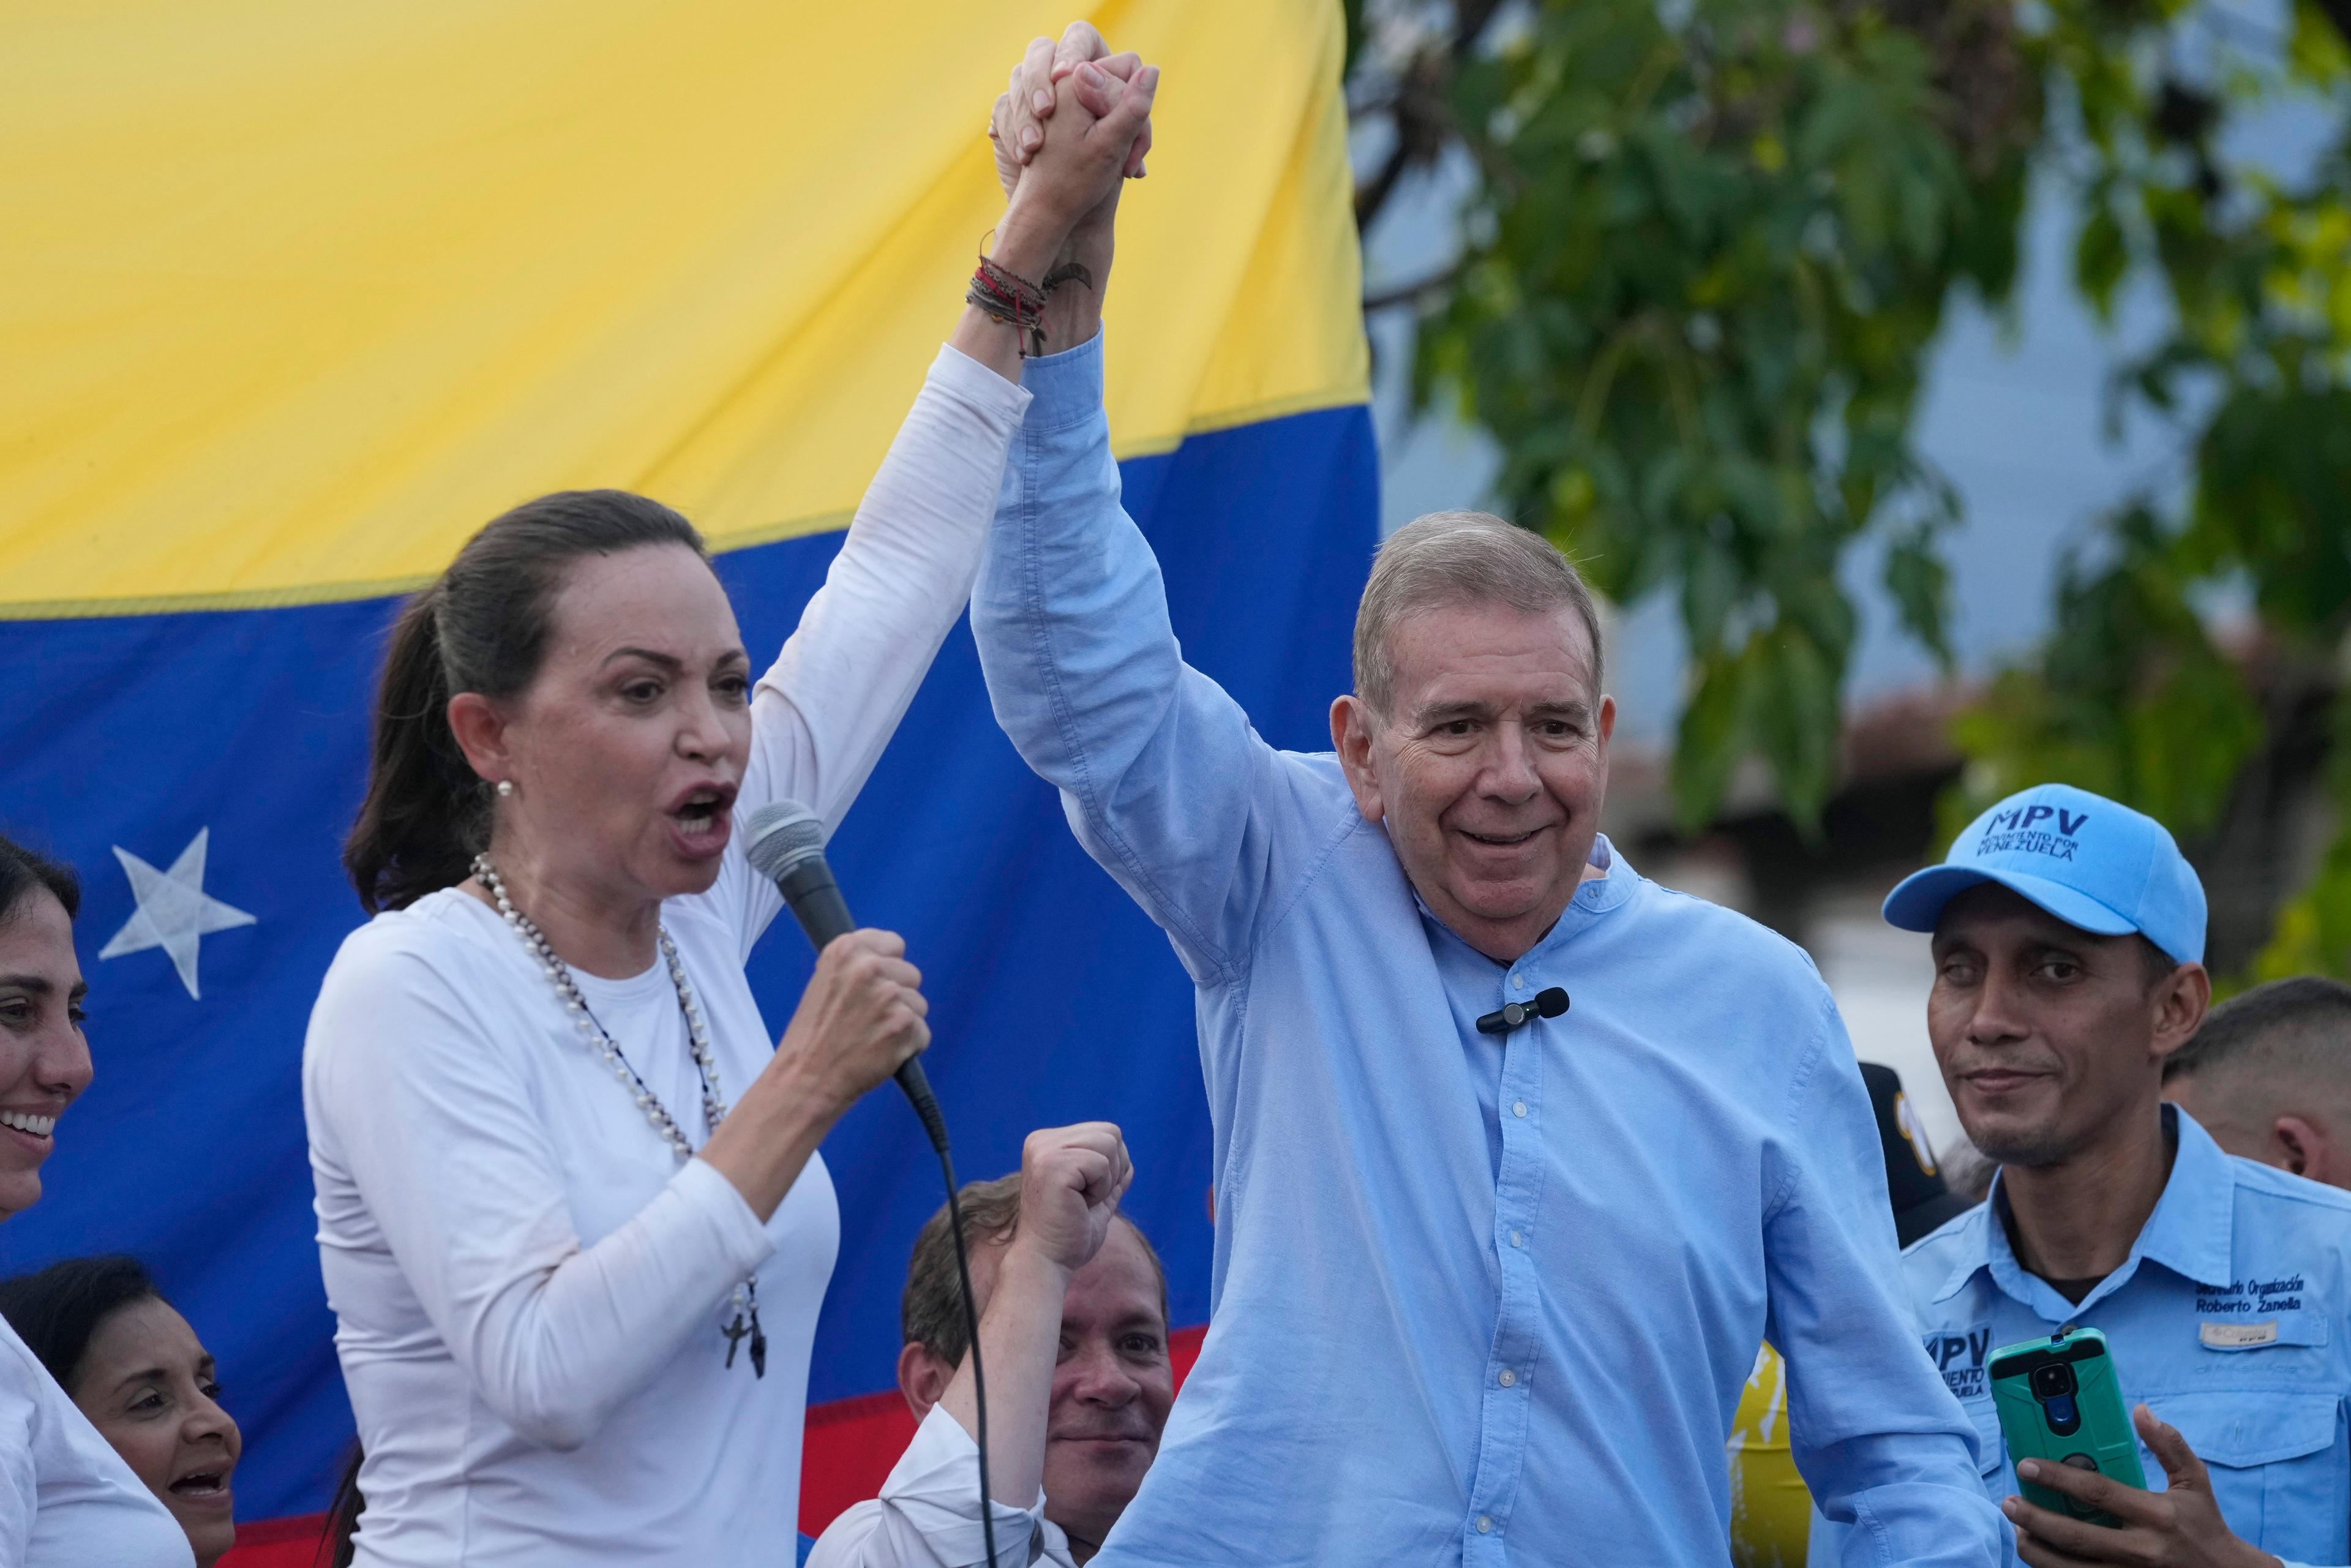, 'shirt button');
1510,974,1526,990
1512,1100,1528,1117
1498,1368,1517,1387
1475,1516,1493,1534
1509,1230,1524,1248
